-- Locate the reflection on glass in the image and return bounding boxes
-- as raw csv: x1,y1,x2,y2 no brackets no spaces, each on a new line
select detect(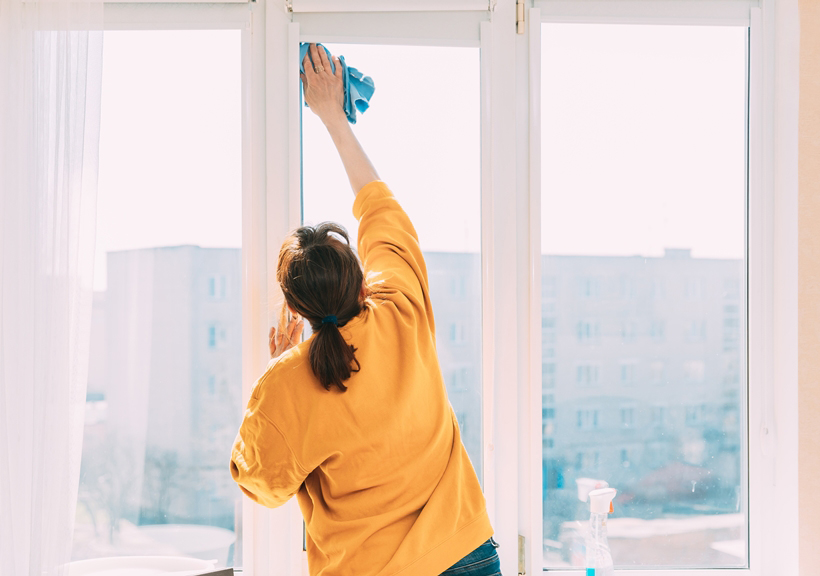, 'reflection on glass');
541,24,748,569
301,44,483,477
72,31,243,568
